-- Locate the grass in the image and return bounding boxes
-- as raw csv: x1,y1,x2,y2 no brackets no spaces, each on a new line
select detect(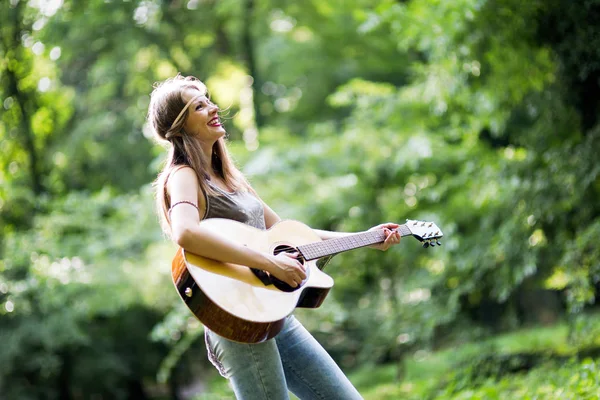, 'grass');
351,315,600,399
